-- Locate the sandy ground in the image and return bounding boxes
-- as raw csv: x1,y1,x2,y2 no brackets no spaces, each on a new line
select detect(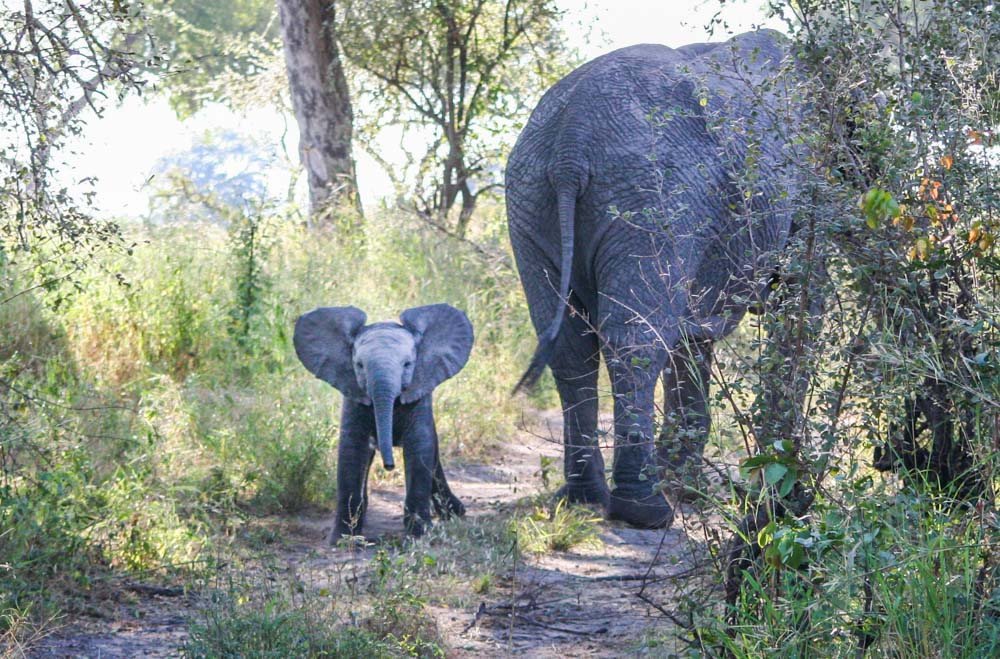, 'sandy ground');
30,412,705,657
